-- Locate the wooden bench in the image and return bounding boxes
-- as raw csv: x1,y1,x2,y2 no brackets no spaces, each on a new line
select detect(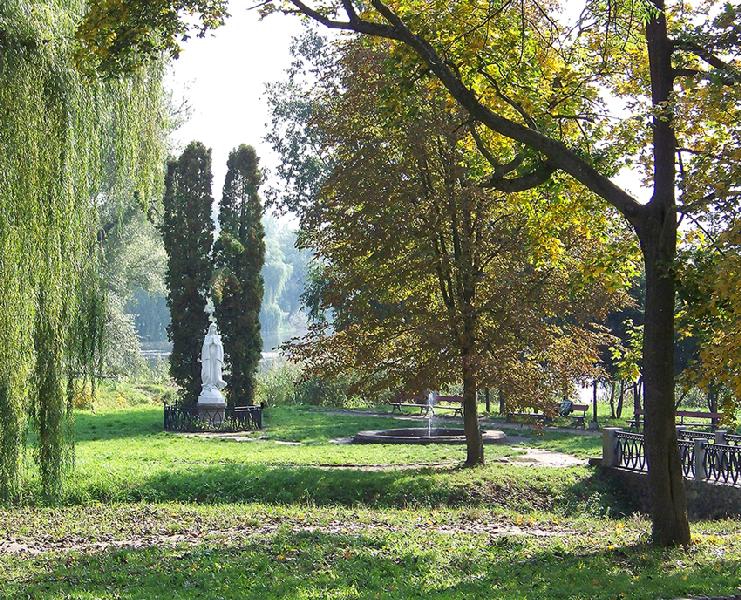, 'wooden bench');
389,394,464,417
389,401,432,415
629,409,722,430
507,402,589,428
434,395,464,417
507,411,548,423
569,403,589,428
